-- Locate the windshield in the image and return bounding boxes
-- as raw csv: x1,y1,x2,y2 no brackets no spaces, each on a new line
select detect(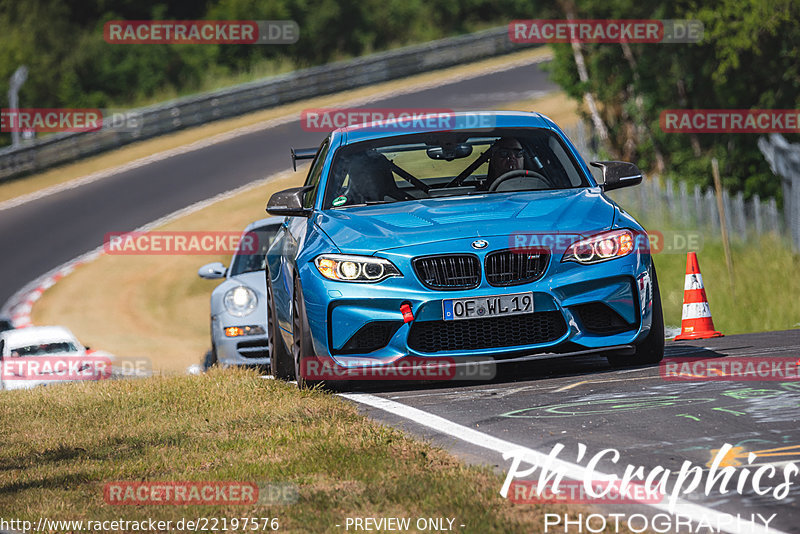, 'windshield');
322,129,589,209
228,224,281,276
10,342,80,356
